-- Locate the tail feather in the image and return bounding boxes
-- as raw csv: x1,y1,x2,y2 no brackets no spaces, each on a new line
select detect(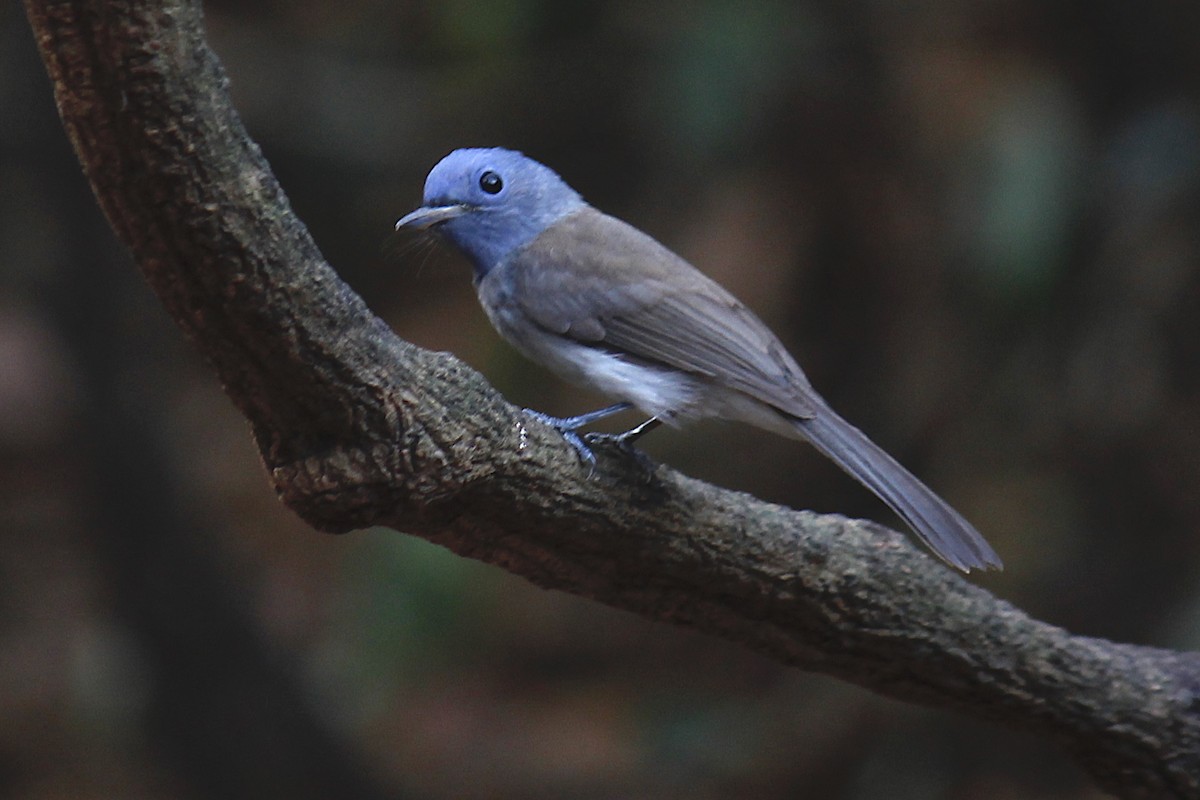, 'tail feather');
795,402,1002,572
